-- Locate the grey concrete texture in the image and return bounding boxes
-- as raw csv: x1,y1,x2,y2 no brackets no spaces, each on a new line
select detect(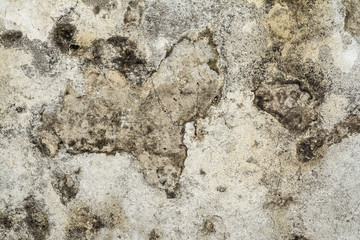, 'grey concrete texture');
0,0,359,239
